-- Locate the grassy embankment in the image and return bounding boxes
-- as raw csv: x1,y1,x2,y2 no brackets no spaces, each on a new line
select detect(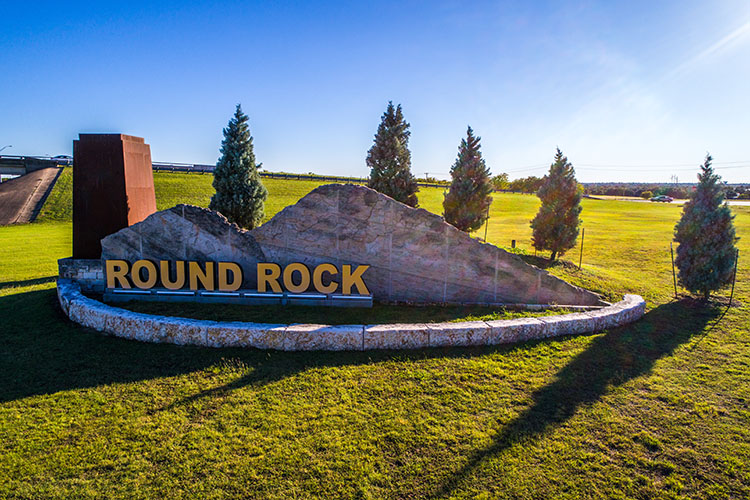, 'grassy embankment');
1,168,749,499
